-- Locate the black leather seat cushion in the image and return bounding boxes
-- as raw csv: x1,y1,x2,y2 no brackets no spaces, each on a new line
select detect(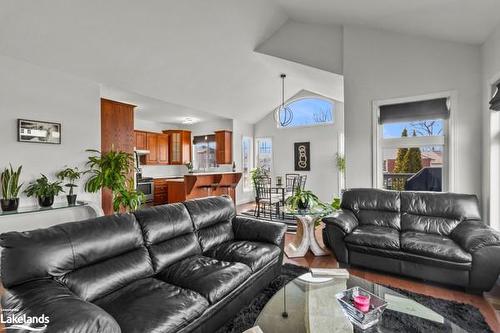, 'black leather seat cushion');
157,255,251,304
345,225,400,250
205,241,280,272
95,278,209,333
401,231,472,263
